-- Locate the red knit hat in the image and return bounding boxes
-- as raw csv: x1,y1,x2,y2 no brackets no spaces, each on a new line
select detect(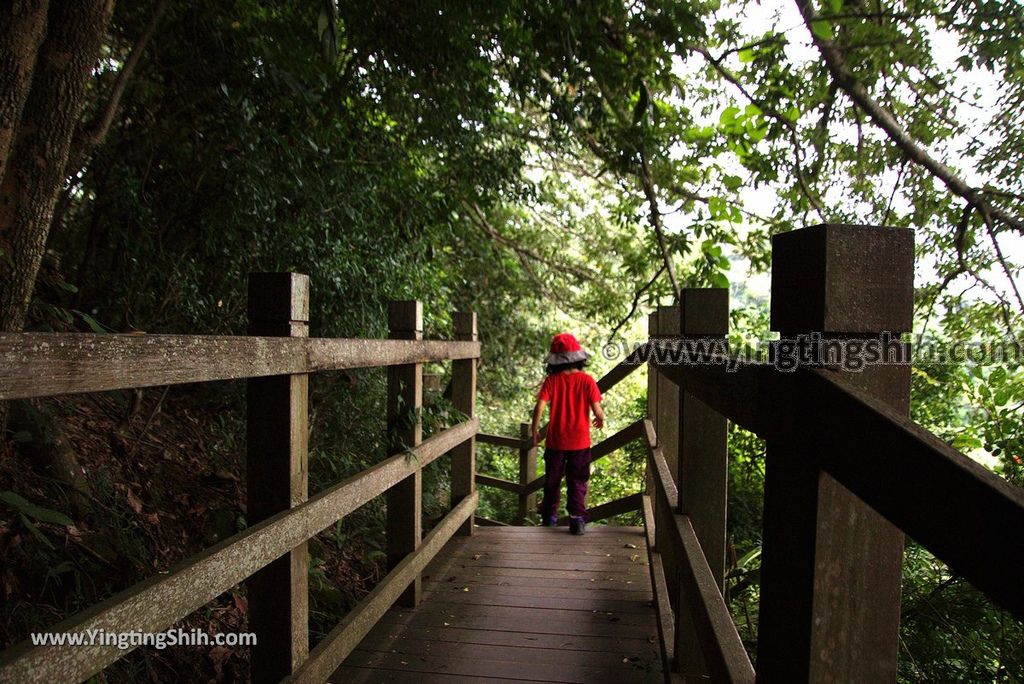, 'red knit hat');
545,332,589,365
